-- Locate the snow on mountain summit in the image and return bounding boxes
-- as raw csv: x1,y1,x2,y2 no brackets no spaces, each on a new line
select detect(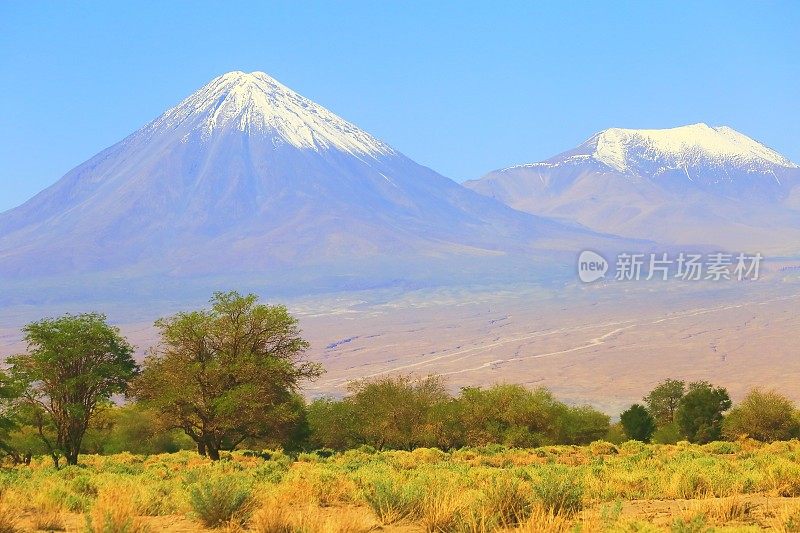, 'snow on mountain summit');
143,71,394,156
585,123,797,175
